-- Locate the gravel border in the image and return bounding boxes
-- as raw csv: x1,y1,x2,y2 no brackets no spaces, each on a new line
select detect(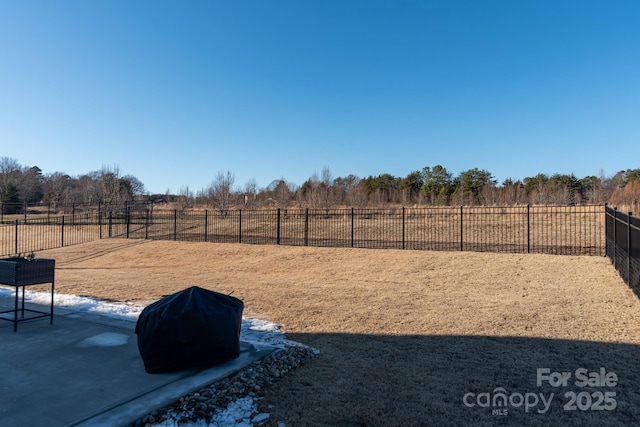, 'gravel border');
132,345,318,426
